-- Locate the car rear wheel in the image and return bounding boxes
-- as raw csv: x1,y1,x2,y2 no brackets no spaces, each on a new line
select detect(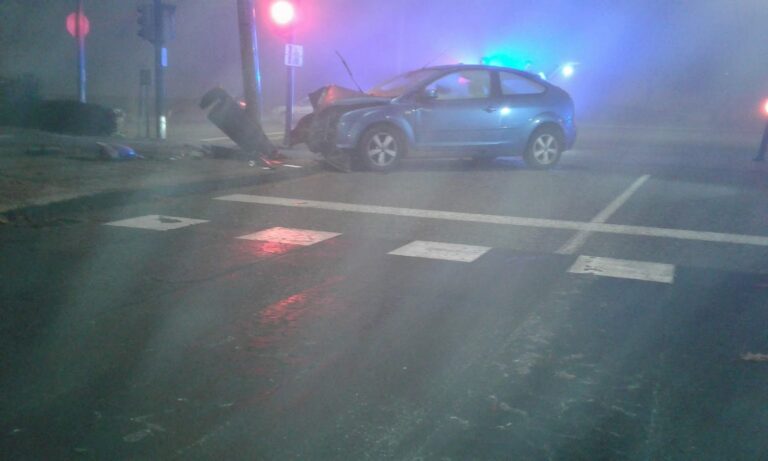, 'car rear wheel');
359,126,405,172
524,127,563,169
